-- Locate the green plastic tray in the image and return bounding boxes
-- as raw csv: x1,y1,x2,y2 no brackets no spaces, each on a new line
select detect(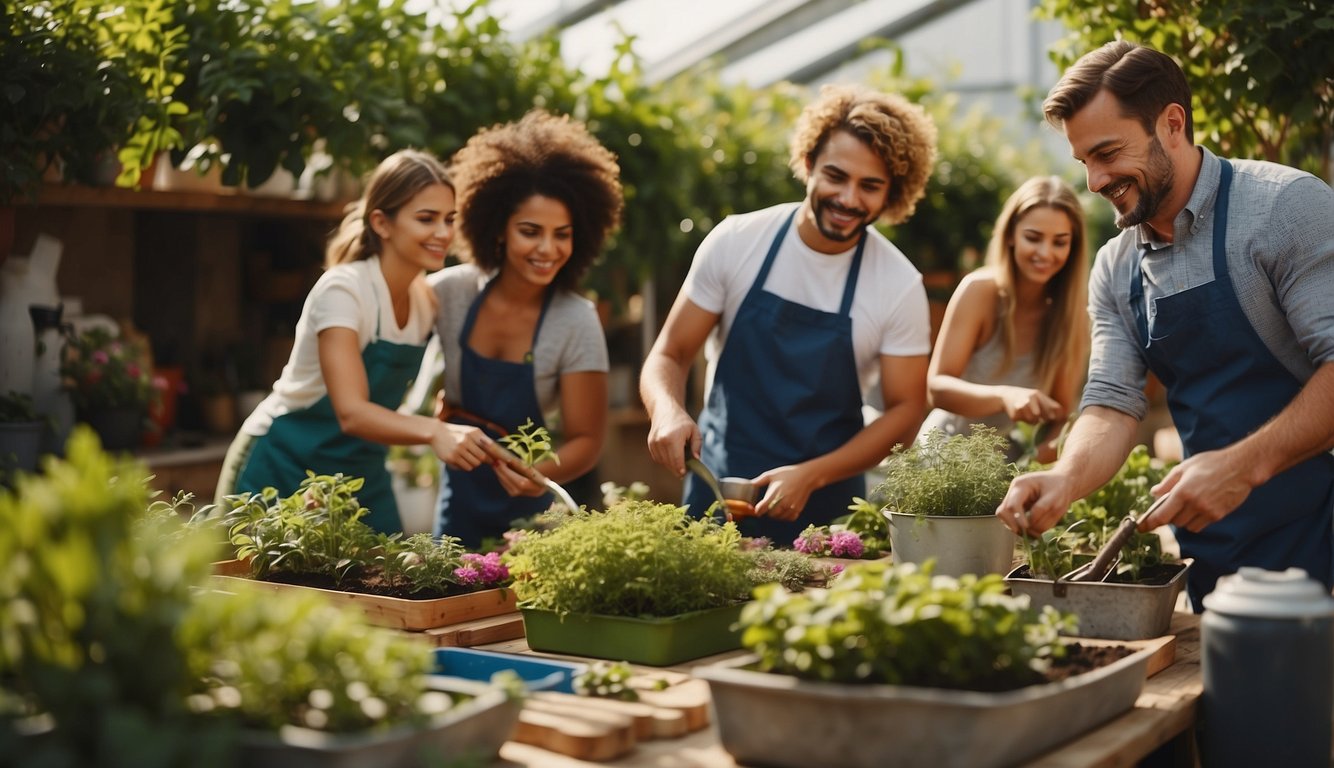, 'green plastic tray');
521,603,745,666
